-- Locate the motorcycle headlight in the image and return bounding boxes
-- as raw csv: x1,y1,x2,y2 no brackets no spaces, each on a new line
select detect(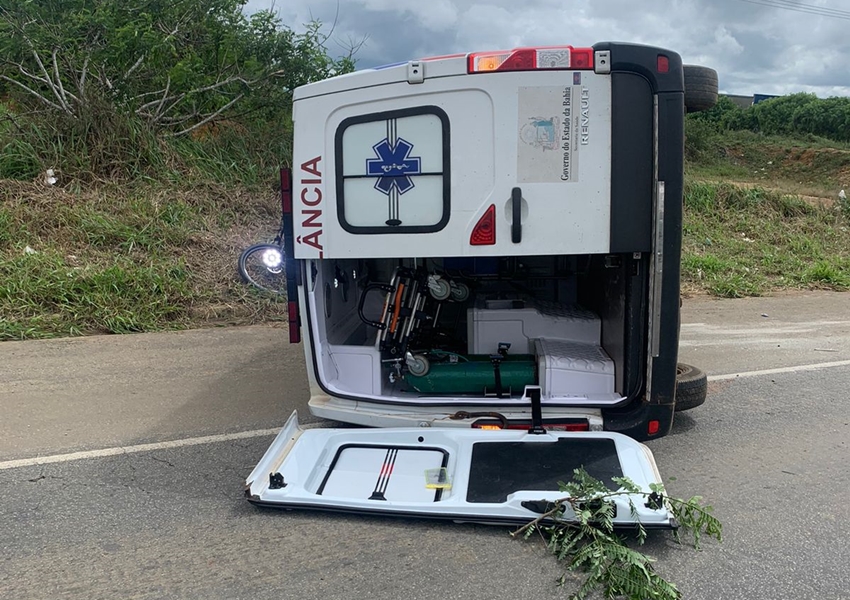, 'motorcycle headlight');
262,248,283,269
